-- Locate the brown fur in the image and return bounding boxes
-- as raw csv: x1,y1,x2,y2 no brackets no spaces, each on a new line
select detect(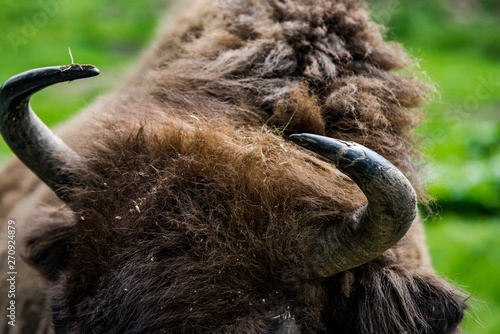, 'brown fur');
0,0,465,333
